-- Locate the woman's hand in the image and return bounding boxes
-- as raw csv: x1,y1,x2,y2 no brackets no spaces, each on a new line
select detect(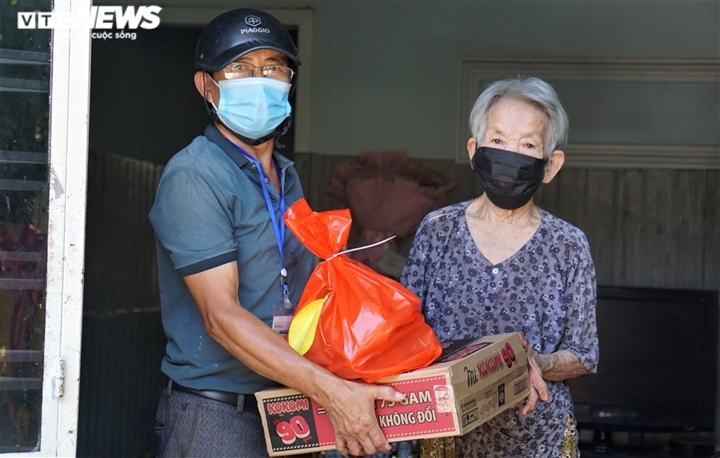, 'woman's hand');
517,332,549,416
518,332,591,382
